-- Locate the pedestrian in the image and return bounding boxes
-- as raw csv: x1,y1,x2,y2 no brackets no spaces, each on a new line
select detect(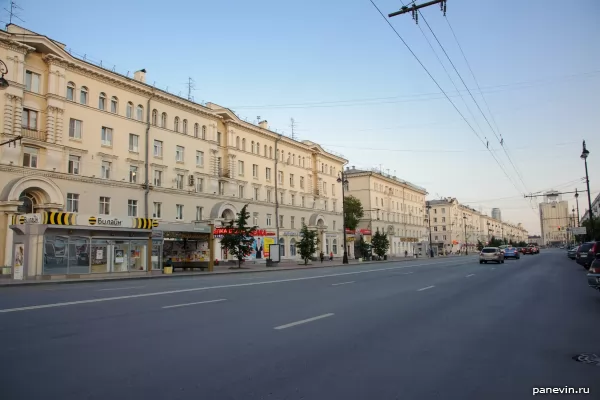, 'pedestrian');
405,250,408,258
329,251,333,261
320,251,324,263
